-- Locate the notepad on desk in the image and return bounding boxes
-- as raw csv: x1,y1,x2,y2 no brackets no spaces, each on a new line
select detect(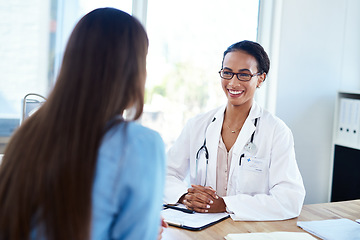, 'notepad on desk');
161,204,229,231
297,218,360,240
225,232,317,240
